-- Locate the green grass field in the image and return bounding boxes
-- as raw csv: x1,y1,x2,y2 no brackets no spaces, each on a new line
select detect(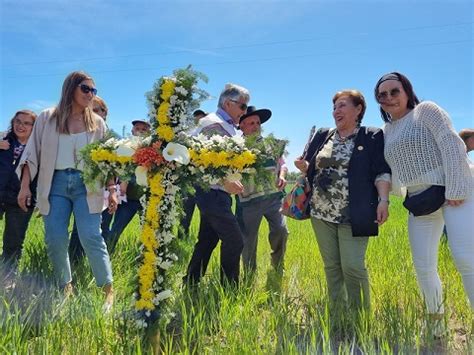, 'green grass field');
1,197,472,354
